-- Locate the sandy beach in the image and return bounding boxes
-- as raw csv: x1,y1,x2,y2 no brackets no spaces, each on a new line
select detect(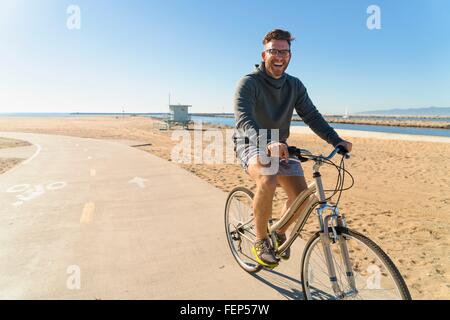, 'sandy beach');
0,158,23,175
0,137,30,174
0,116,449,299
